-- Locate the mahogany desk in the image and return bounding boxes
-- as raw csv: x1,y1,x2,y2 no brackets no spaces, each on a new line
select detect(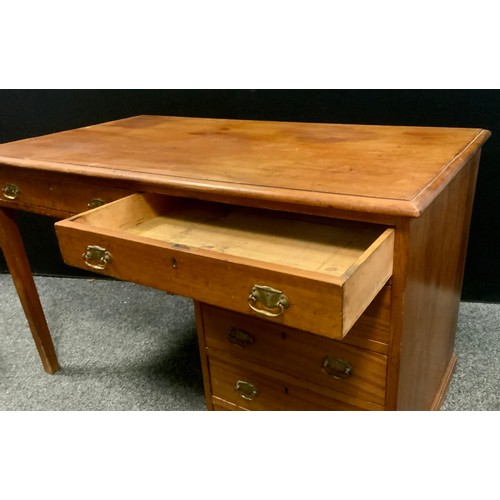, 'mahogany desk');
0,116,490,410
